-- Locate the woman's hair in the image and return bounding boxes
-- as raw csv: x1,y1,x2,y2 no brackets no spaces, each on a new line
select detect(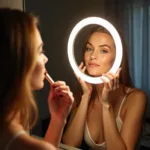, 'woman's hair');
73,25,134,109
0,8,39,131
